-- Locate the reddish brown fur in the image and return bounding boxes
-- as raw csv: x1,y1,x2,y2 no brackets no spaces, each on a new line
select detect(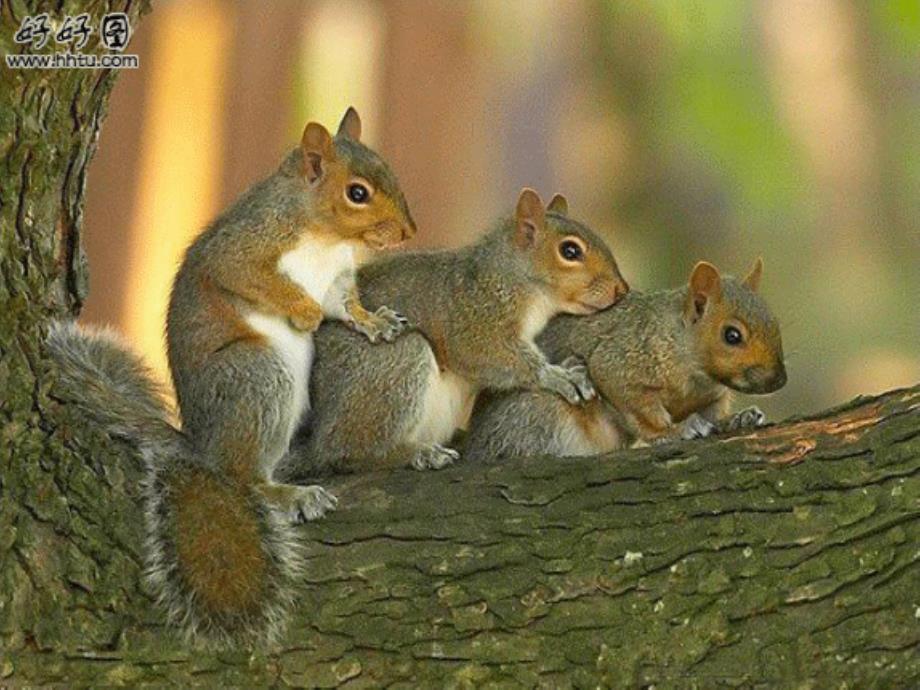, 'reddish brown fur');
173,471,267,617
